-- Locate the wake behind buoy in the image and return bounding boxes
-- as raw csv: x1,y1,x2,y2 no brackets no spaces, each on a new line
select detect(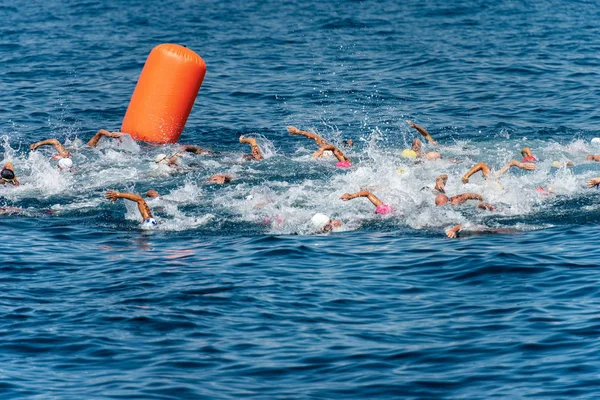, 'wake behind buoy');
121,44,206,144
